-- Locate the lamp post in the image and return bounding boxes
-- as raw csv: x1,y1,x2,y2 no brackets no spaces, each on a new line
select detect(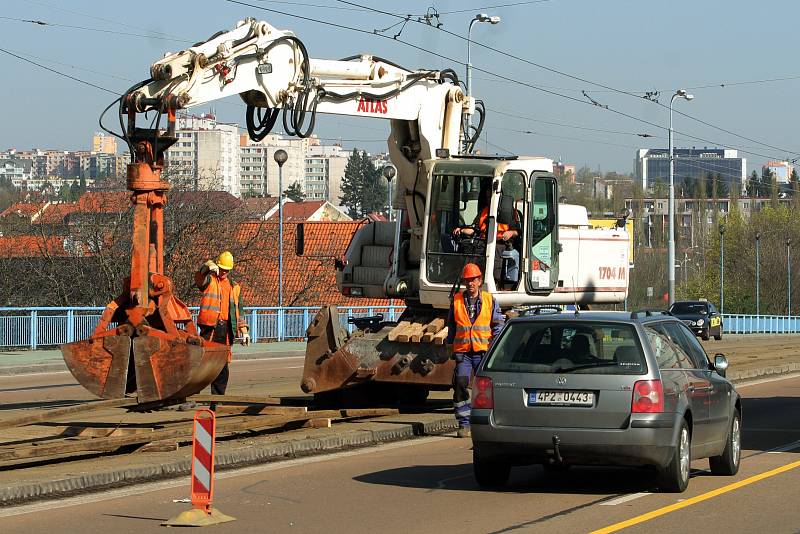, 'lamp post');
274,149,288,309
755,231,761,316
382,165,396,222
668,89,694,306
466,13,500,133
787,238,792,319
719,221,726,314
